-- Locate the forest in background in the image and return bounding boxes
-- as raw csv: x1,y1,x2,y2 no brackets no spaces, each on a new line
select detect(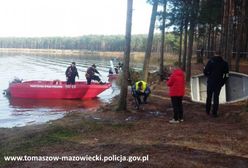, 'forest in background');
0,33,179,53
117,0,248,110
